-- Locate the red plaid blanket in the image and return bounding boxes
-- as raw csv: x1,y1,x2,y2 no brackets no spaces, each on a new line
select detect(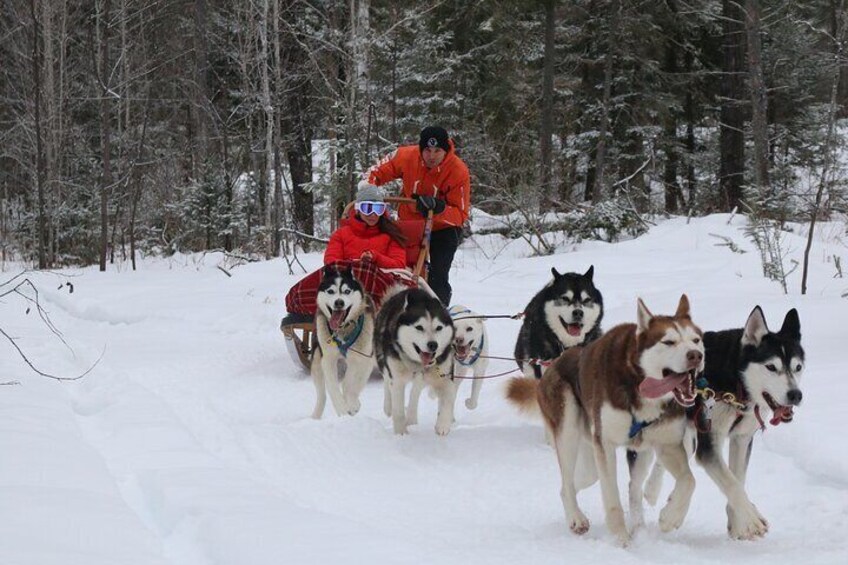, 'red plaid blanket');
285,259,418,316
